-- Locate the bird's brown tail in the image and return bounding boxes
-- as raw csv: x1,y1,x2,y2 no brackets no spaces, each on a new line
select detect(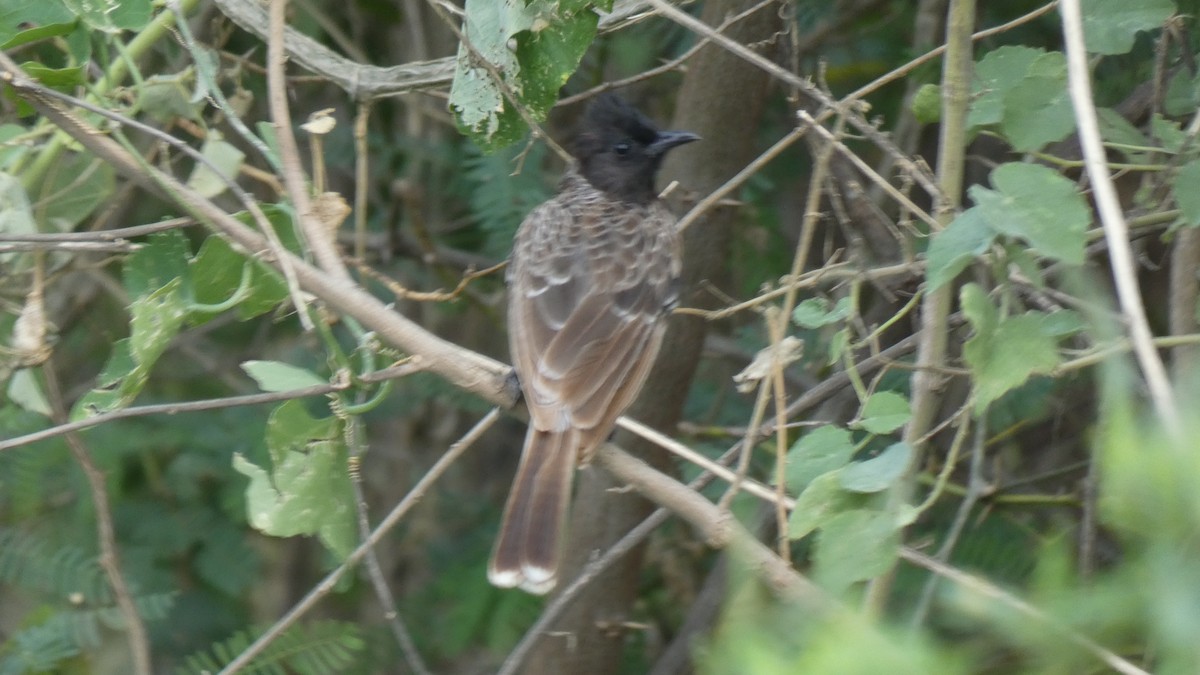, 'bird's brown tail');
488,428,578,594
